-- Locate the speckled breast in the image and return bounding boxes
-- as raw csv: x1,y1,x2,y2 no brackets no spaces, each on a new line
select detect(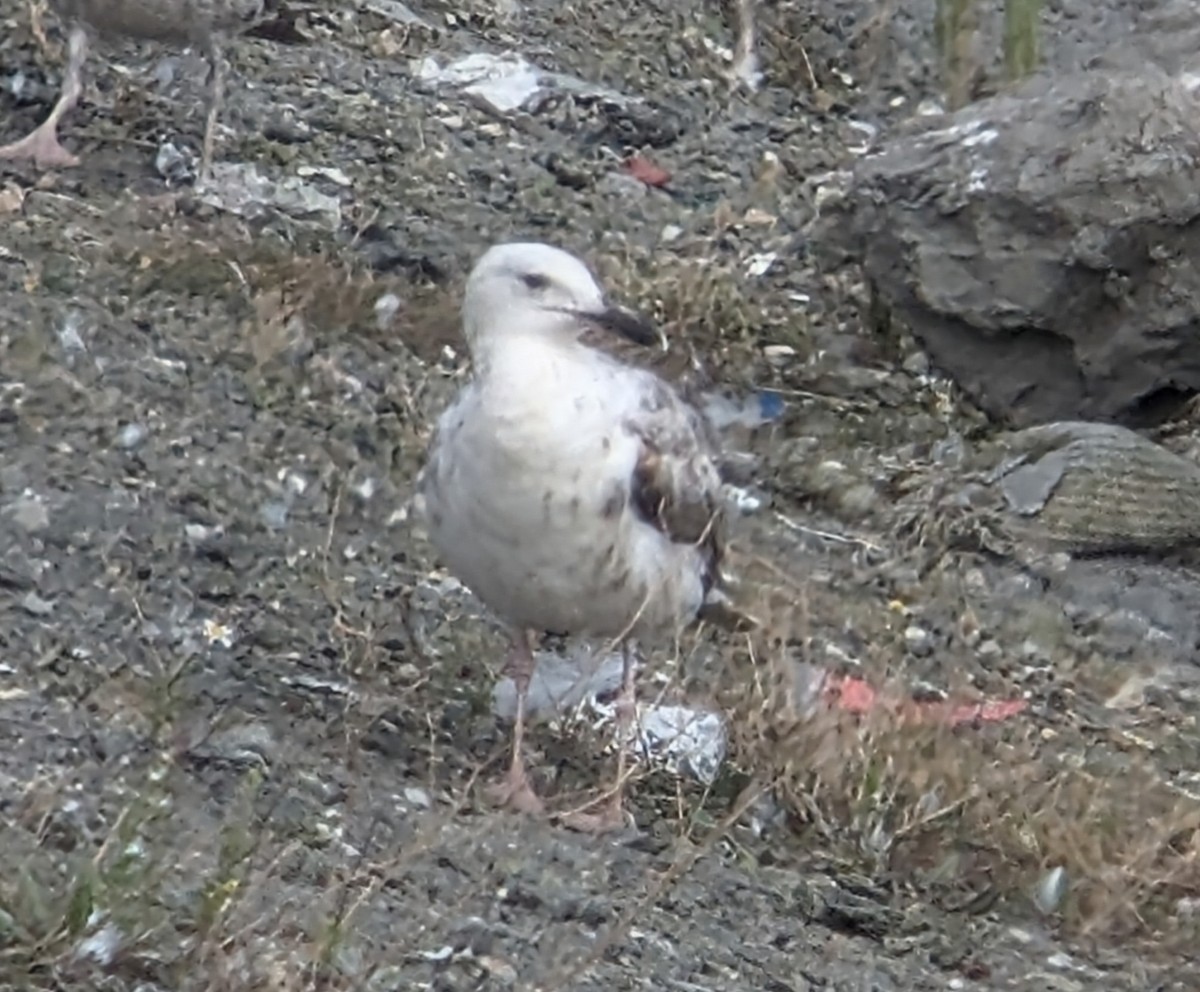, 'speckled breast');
423,431,704,640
